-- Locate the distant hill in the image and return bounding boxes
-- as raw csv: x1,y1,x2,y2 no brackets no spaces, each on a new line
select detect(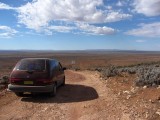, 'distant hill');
1,49,160,55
